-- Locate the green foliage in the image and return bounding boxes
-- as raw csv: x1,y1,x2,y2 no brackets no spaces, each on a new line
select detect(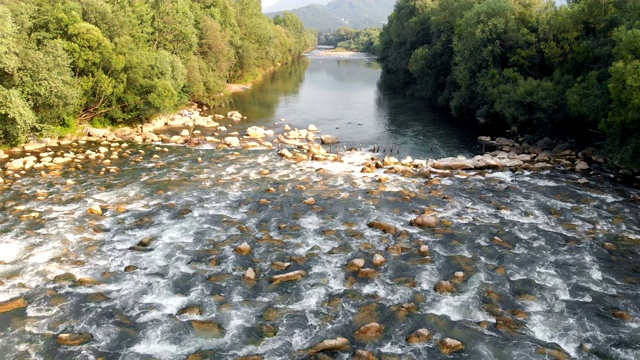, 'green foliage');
0,0,315,145
379,0,640,168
